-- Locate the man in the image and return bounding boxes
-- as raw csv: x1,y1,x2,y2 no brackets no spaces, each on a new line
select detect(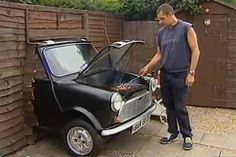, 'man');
139,3,200,150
